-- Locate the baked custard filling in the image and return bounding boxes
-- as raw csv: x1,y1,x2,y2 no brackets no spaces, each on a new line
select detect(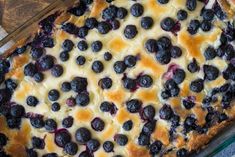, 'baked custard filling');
0,0,235,157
